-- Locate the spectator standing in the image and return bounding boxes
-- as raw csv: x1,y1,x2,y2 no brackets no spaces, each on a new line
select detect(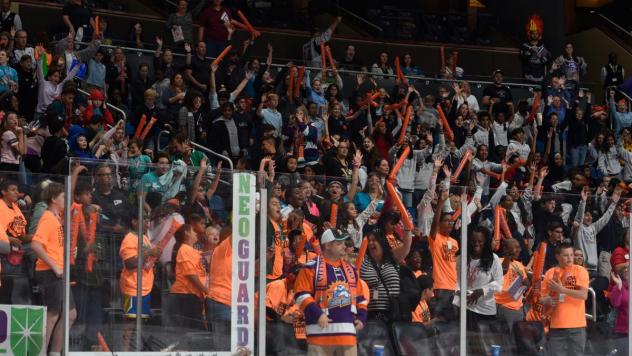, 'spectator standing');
11,30,33,65
62,0,94,42
482,69,513,109
519,21,550,83
294,229,367,355
601,53,624,92
609,267,629,356
552,43,587,92
0,0,21,33
185,42,212,94
0,112,24,171
166,0,193,46
302,17,341,68
198,0,231,58
540,242,589,356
